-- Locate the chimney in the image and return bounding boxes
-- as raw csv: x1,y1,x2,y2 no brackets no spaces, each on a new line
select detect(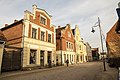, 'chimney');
58,26,60,28
32,4,37,9
66,24,70,26
32,4,37,19
5,24,8,27
14,19,18,23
